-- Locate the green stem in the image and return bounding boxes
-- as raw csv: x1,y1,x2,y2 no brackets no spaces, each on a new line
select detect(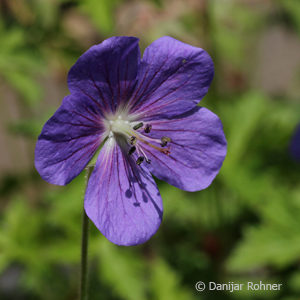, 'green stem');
80,167,93,300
